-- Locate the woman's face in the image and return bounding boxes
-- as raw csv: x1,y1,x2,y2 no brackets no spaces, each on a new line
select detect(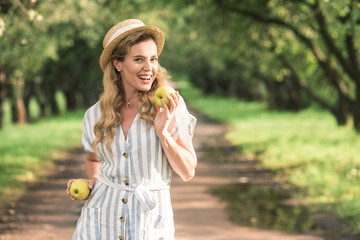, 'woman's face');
115,39,159,94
